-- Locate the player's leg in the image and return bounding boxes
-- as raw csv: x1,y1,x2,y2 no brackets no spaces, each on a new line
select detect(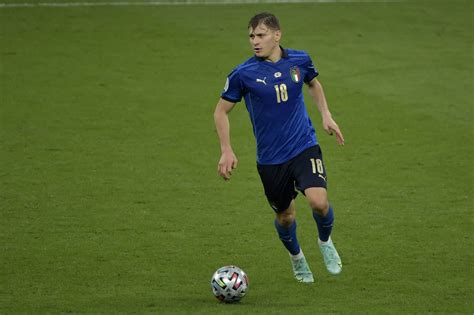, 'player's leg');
305,188,341,275
257,163,314,283
305,187,333,243
274,200,314,283
274,199,299,255
294,146,342,275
